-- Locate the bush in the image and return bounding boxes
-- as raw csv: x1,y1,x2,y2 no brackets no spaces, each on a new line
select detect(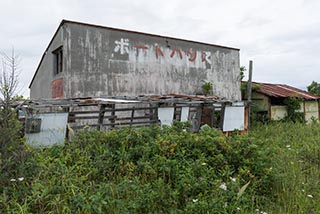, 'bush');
0,123,275,213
